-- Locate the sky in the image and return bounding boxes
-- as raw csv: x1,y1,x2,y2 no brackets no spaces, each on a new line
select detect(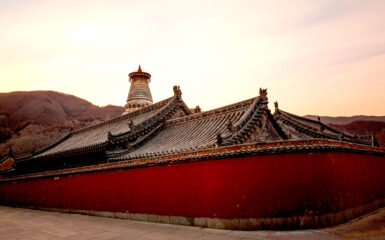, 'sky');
1,0,385,116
